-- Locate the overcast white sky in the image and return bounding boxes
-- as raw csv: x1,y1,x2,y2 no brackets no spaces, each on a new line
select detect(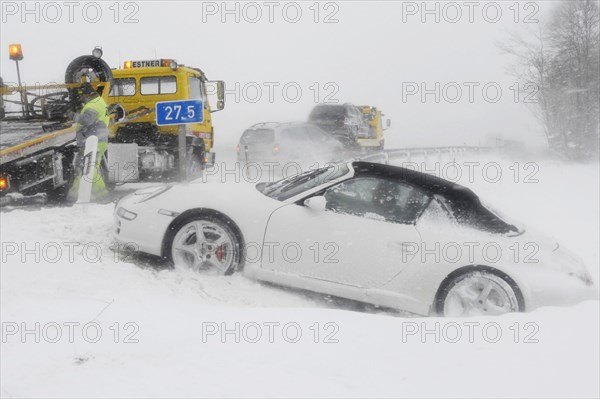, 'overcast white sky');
1,1,556,150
